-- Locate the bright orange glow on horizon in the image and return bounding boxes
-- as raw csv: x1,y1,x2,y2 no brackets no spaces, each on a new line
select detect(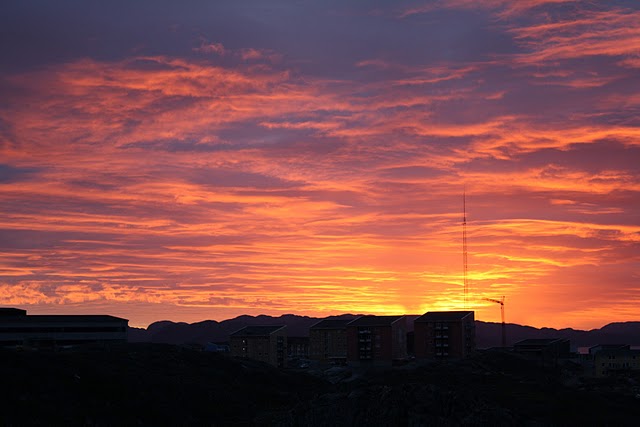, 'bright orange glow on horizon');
1,1,639,330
